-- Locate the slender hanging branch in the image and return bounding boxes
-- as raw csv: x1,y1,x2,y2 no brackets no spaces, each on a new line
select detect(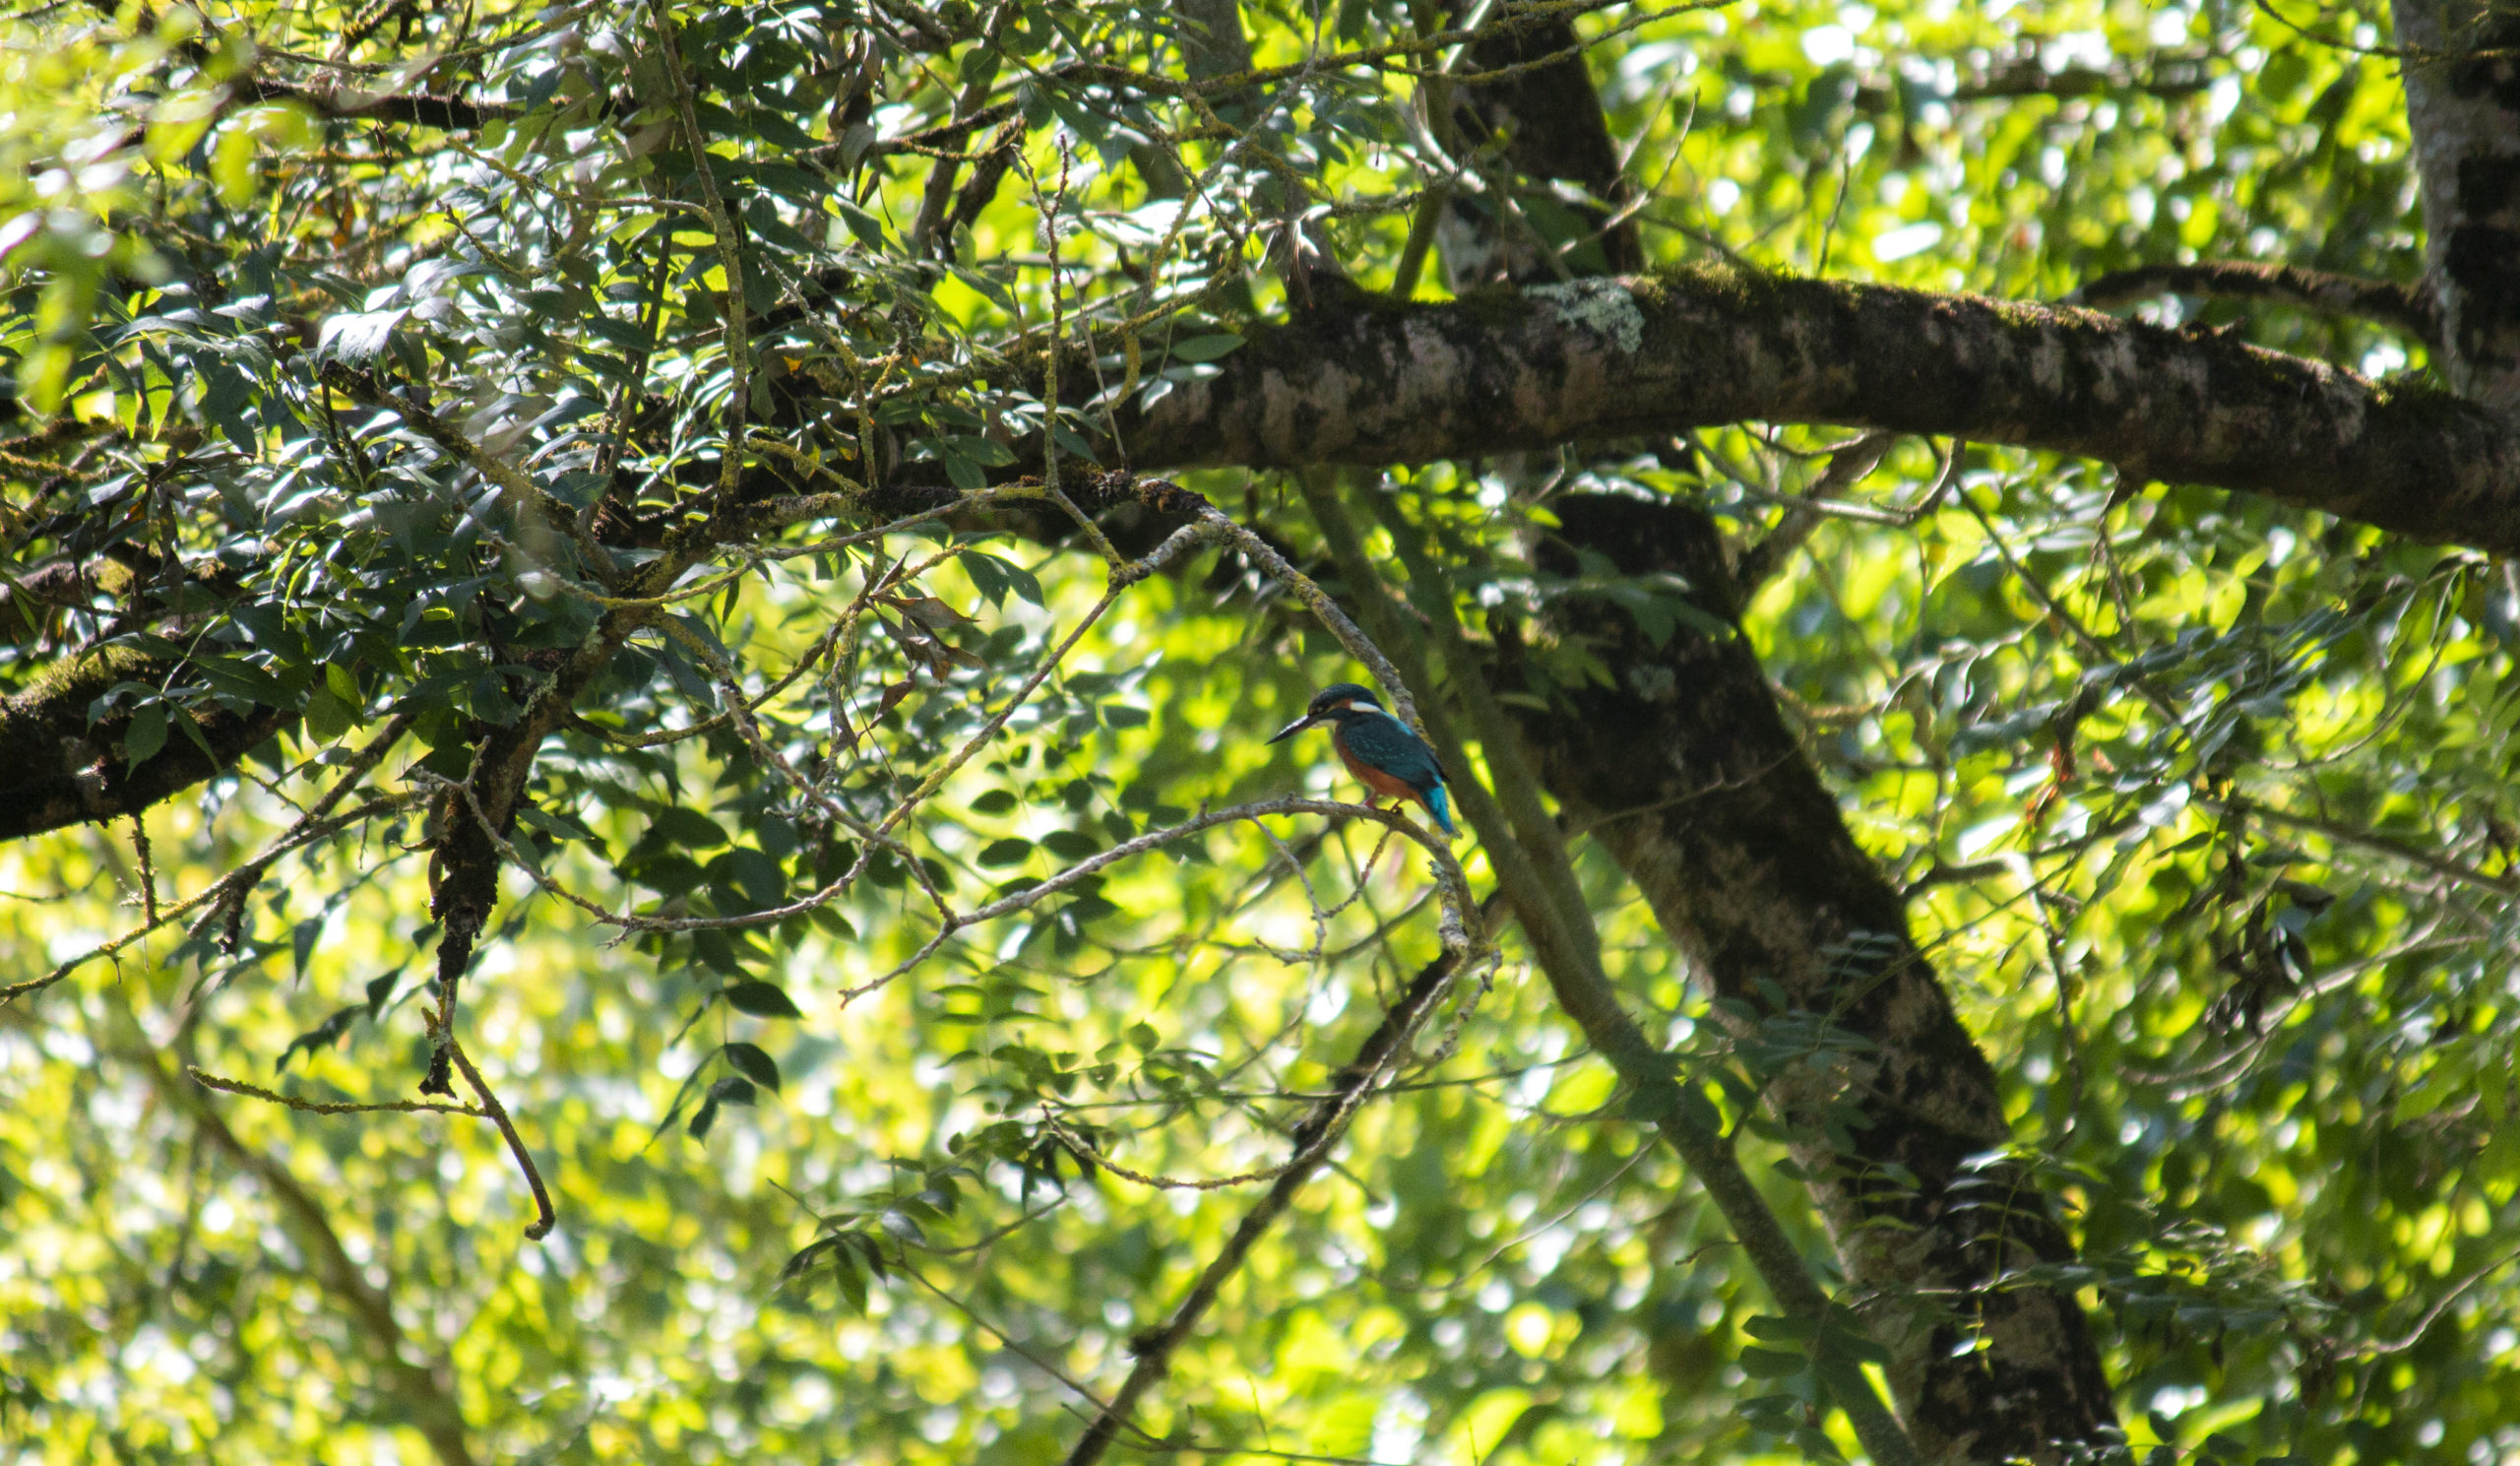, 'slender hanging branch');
1298,475,1924,1466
